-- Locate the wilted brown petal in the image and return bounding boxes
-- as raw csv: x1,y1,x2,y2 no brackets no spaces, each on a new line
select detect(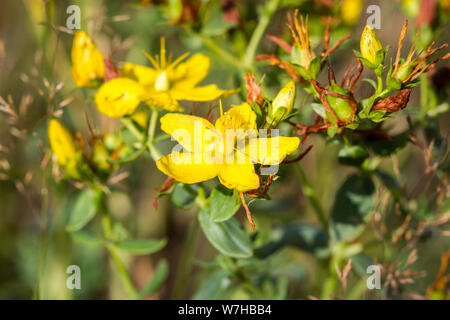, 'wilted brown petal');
372,89,411,112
